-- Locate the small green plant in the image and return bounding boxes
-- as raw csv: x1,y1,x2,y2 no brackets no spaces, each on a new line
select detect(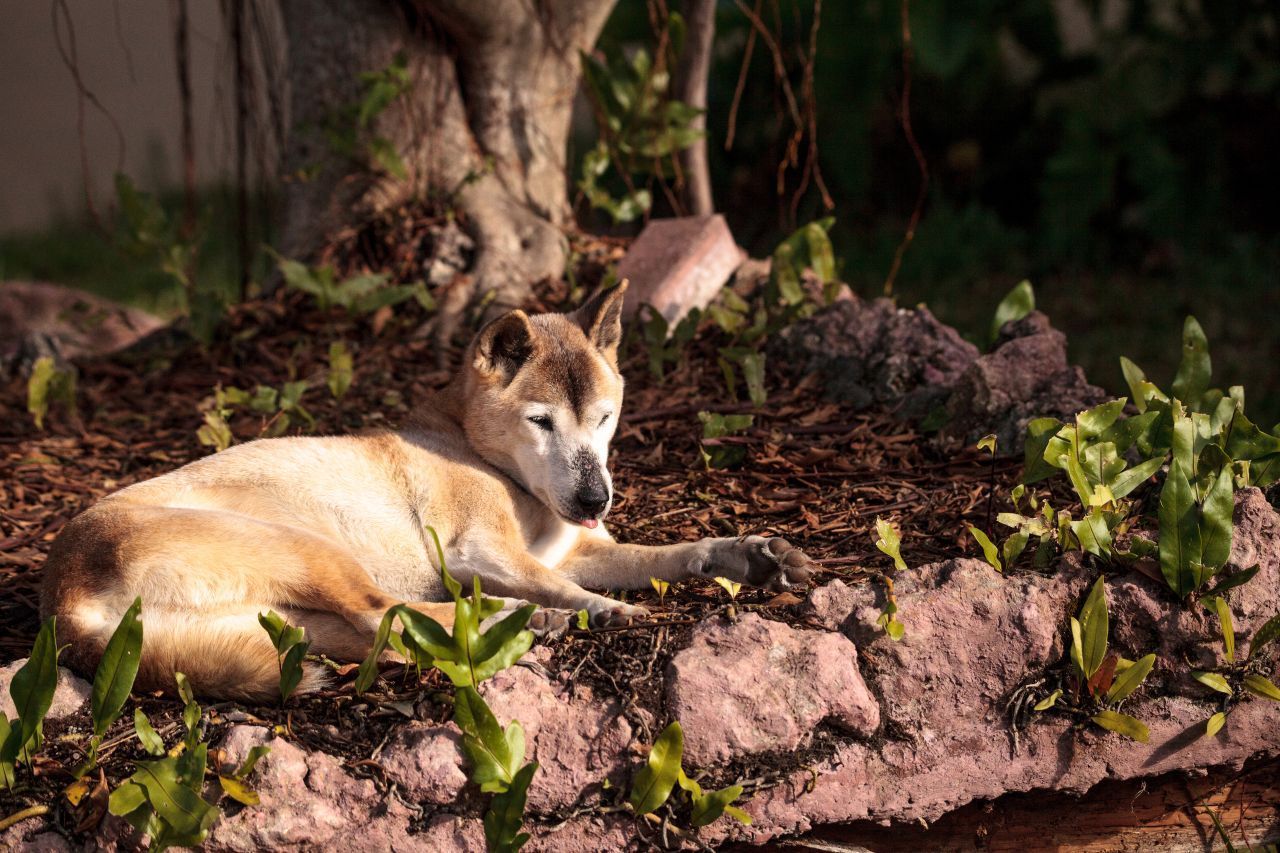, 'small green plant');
769,218,839,310
197,380,317,451
988,280,1035,346
1191,602,1280,738
0,618,61,789
270,249,427,315
315,53,413,180
257,611,311,704
650,577,670,603
1032,578,1157,743
637,305,701,382
579,14,702,223
26,356,78,430
698,411,753,469
114,174,221,344
712,576,742,600
107,672,267,851
327,341,354,399
717,347,767,407
1019,315,1280,600
356,527,538,850
627,722,752,830
78,598,144,775
873,518,907,640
